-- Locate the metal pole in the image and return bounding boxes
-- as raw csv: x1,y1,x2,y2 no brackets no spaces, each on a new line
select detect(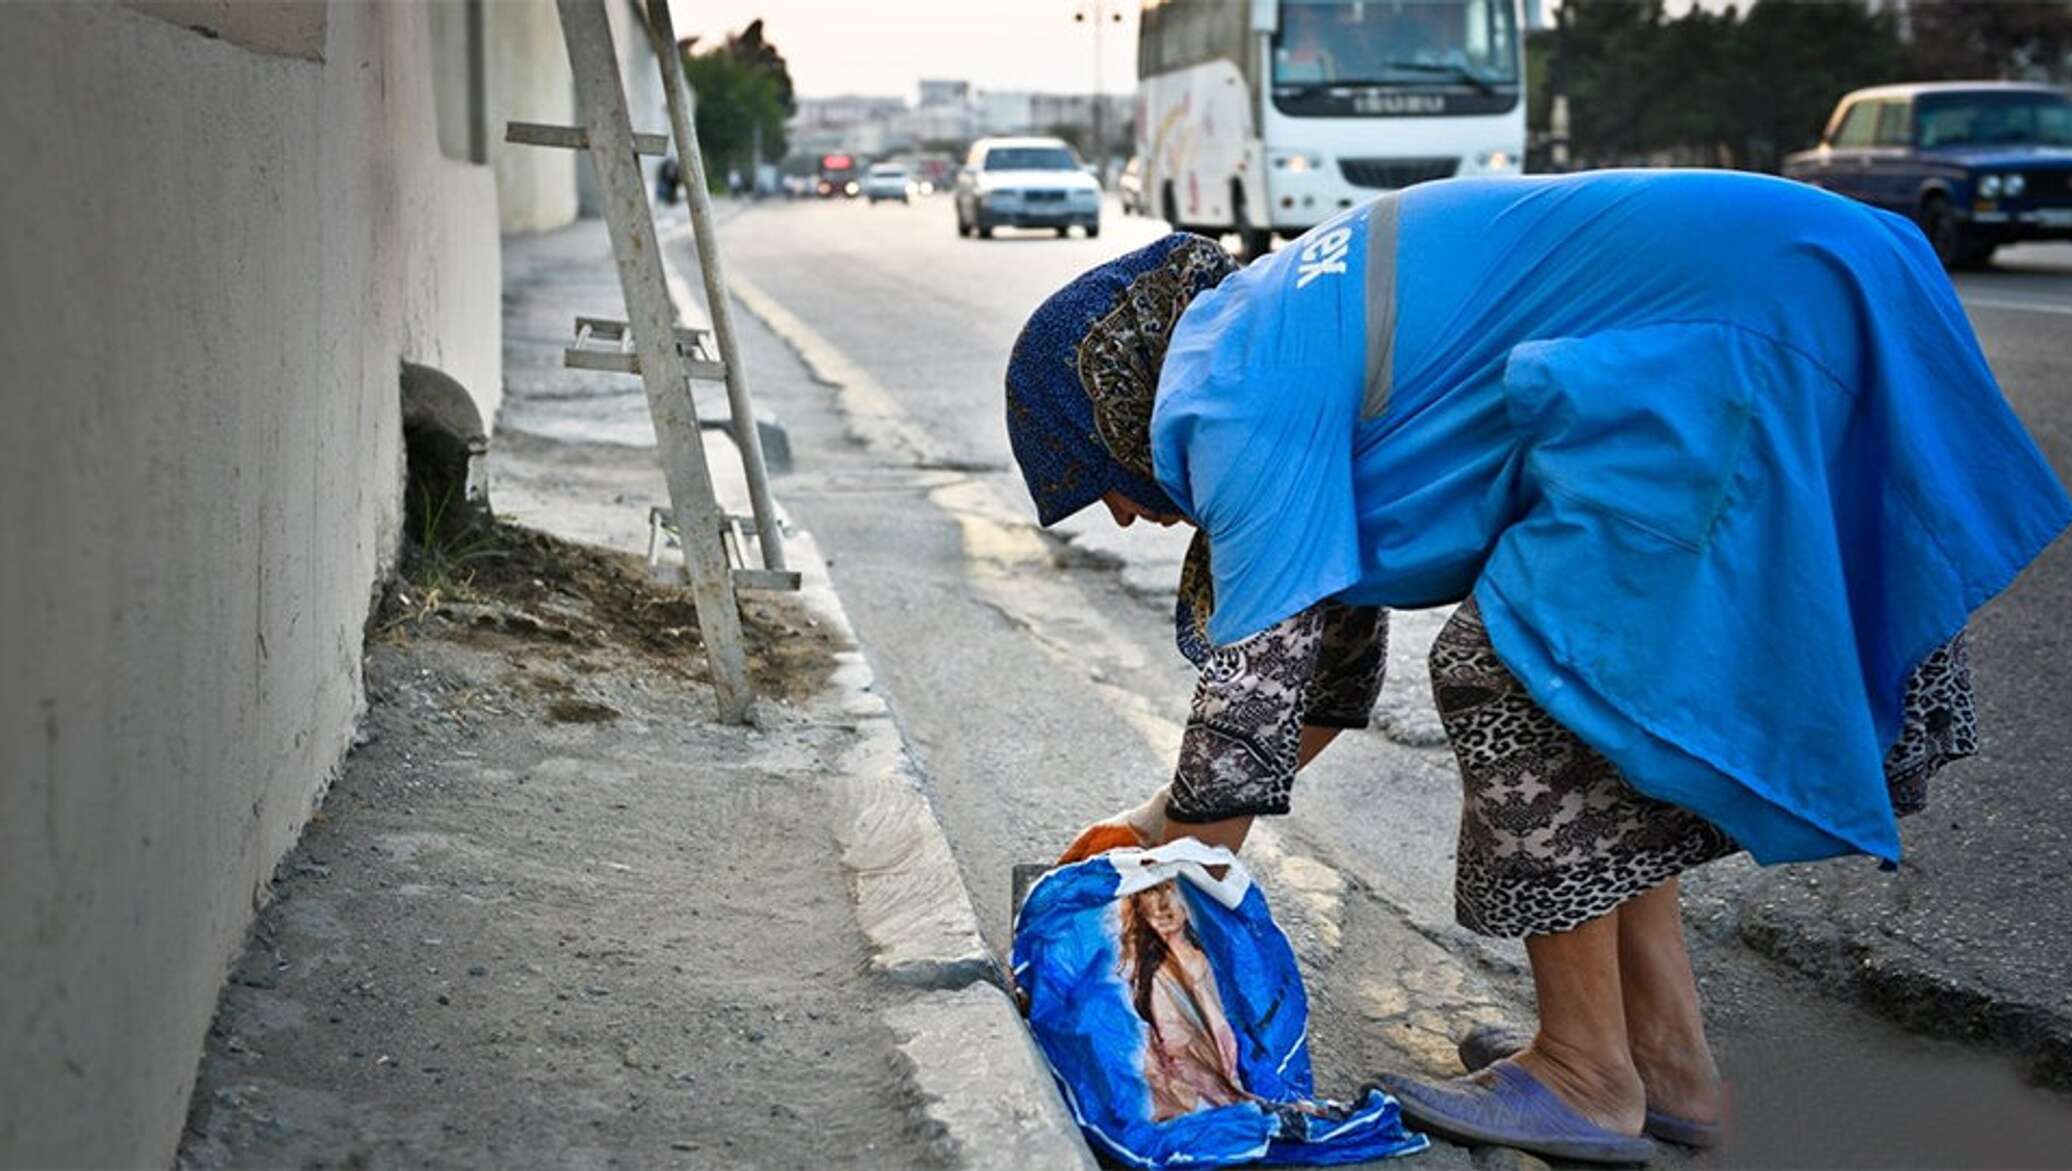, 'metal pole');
1092,4,1104,172
555,0,752,722
640,0,788,574
1551,0,1571,172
